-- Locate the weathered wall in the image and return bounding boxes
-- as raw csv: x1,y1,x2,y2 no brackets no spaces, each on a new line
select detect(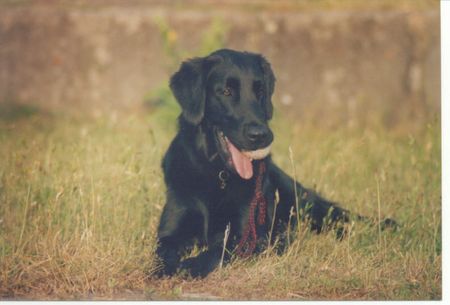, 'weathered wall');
0,2,440,125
